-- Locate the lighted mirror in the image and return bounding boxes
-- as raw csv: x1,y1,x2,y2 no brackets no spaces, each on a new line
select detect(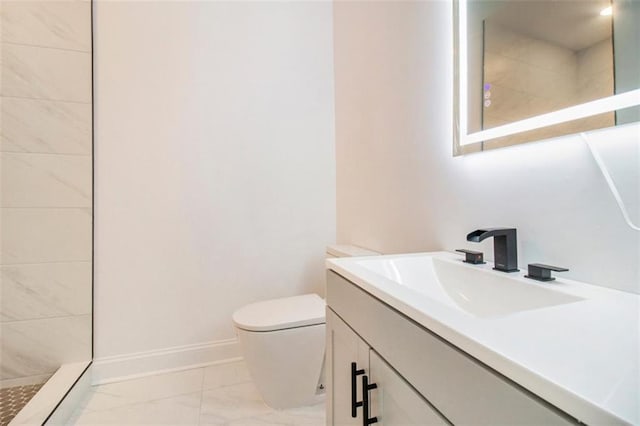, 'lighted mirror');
454,0,640,154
